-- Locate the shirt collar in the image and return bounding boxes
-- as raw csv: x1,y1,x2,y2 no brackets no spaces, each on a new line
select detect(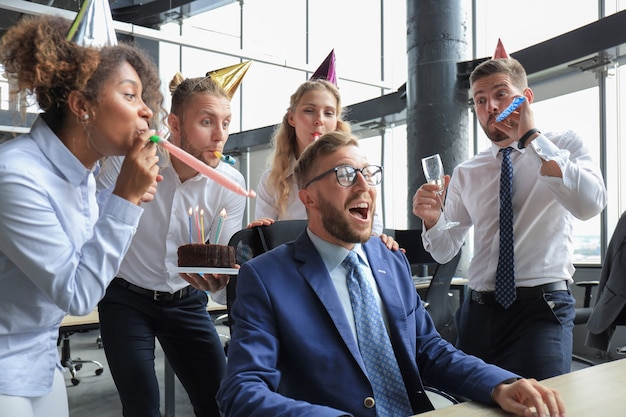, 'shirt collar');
30,116,94,185
306,228,370,272
490,142,522,158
